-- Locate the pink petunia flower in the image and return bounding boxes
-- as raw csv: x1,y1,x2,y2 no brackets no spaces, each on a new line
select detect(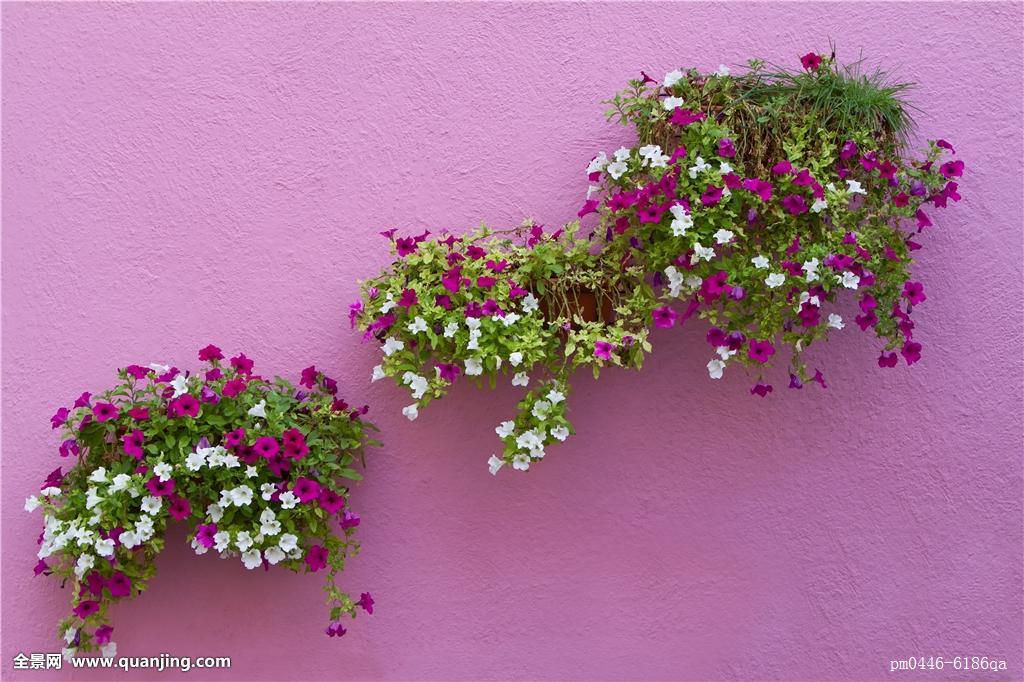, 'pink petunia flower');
593,341,613,360
92,403,119,422
122,429,145,460
747,340,775,363
167,496,191,520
